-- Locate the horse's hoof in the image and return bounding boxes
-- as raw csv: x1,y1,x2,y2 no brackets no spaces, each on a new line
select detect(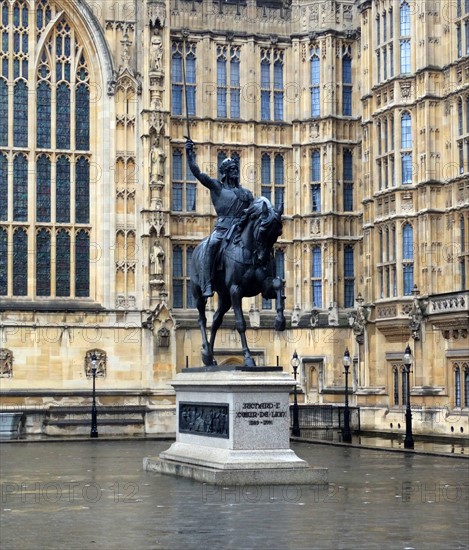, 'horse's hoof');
202,352,213,366
275,318,286,332
244,357,256,368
